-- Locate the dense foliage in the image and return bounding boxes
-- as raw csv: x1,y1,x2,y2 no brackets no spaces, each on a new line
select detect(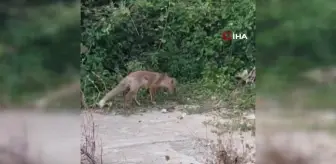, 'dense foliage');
258,0,336,83
1,0,331,108
81,0,256,106
258,0,336,108
0,1,79,104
